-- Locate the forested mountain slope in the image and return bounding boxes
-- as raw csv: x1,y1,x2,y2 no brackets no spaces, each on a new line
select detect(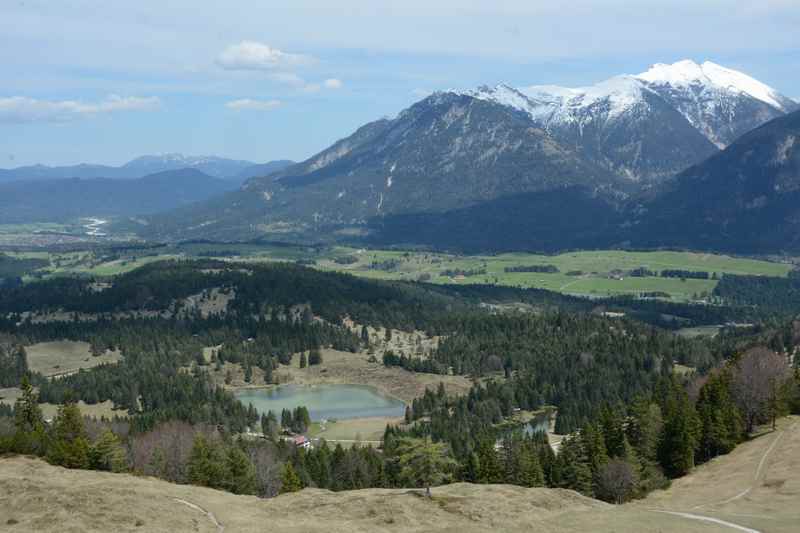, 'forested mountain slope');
631,109,800,252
